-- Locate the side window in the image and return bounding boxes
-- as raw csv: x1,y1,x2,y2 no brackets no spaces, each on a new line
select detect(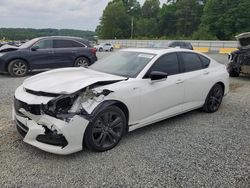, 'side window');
53,40,76,48
71,41,85,47
199,54,210,68
180,52,203,72
149,53,179,76
169,42,178,47
34,40,52,49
